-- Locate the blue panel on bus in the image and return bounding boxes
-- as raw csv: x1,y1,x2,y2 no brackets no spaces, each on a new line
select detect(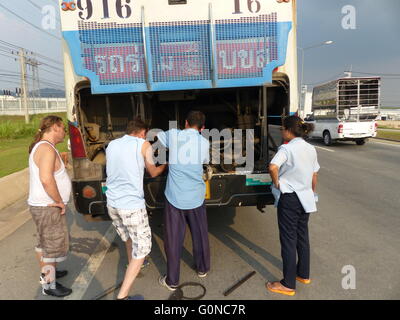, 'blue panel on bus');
63,14,291,94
